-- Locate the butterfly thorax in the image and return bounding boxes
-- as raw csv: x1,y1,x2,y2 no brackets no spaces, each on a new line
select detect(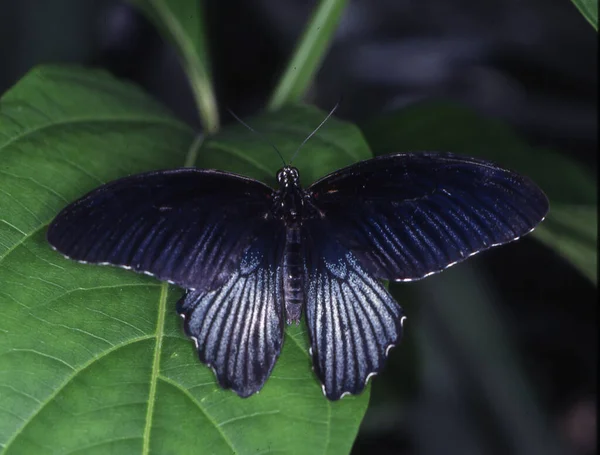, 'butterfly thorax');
272,166,313,224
